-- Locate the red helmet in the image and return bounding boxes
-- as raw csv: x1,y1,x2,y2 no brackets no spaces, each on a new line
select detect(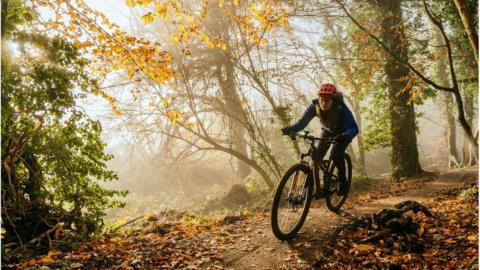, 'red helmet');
317,83,337,98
